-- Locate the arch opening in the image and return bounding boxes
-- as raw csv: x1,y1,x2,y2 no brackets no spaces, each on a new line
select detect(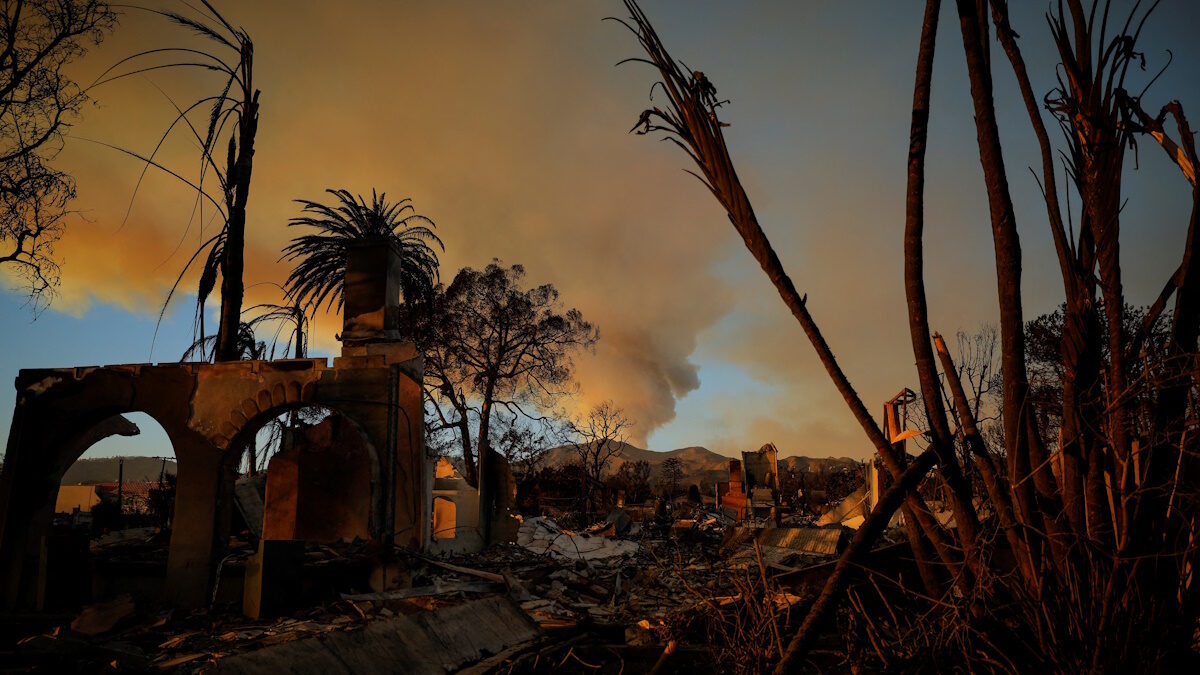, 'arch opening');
222,404,381,548
42,412,179,610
